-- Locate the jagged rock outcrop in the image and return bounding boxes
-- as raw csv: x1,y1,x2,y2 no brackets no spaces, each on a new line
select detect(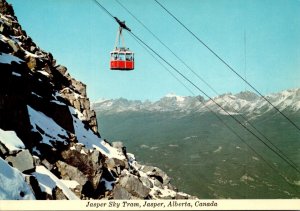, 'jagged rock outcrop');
0,0,195,200
5,149,34,173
